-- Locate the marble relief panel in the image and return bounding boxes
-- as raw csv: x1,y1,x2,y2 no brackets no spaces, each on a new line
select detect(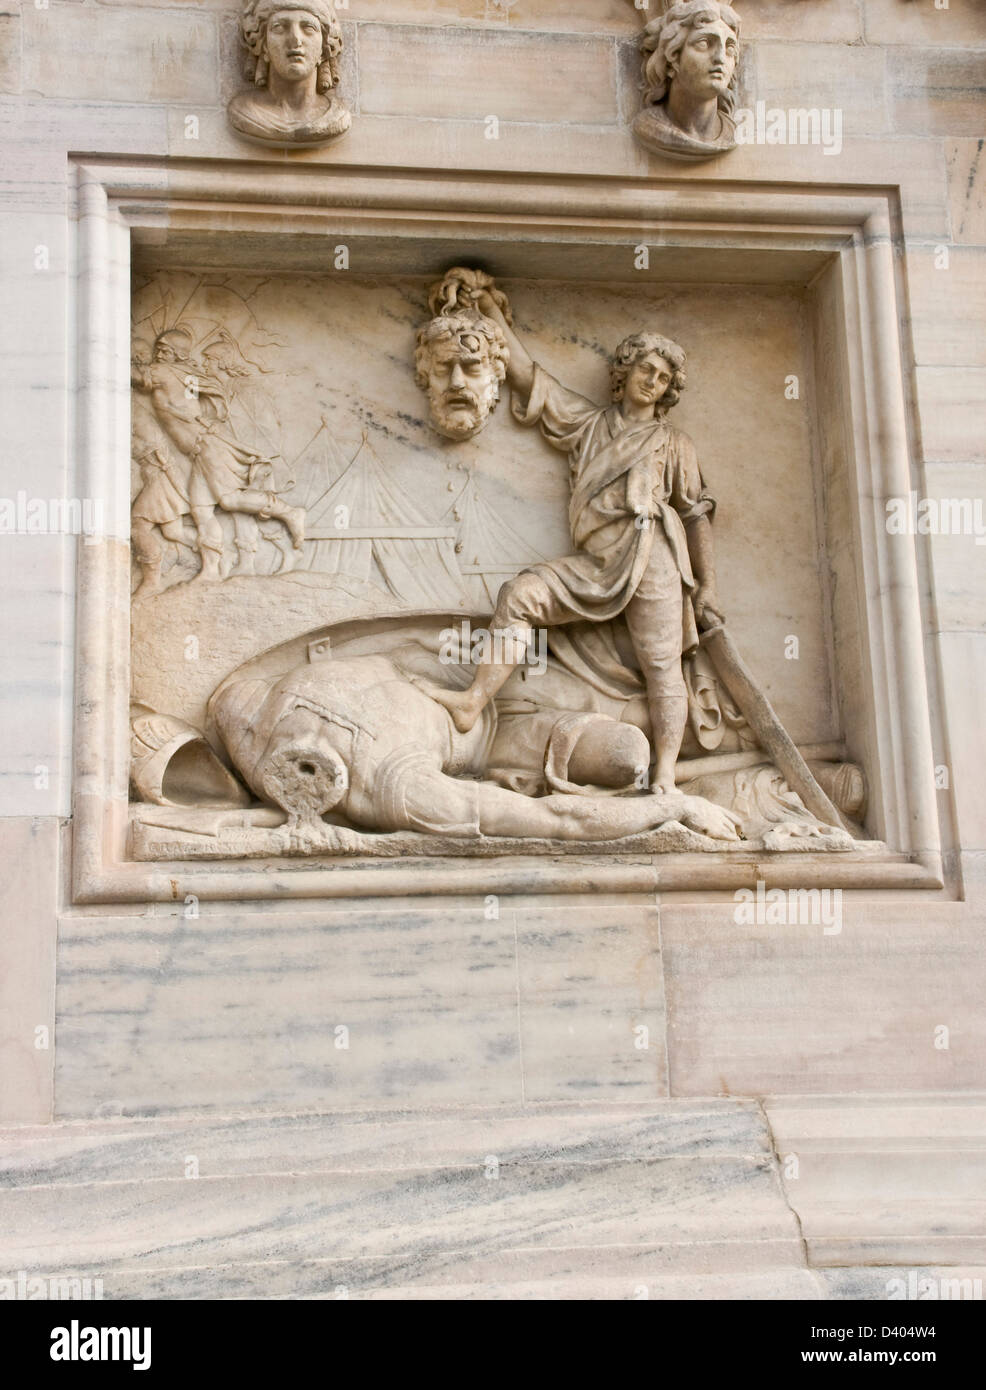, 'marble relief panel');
128,269,860,859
